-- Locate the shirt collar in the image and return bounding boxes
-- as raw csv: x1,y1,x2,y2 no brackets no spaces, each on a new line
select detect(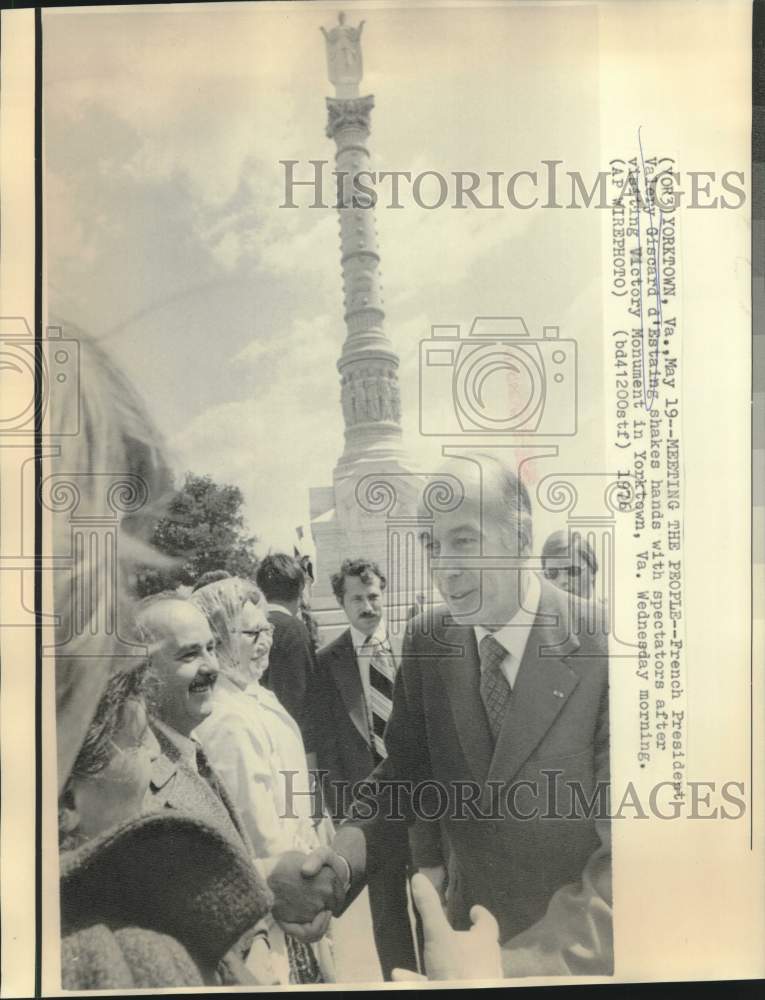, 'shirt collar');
265,601,295,617
214,671,262,700
152,717,199,769
351,618,388,653
474,571,542,664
